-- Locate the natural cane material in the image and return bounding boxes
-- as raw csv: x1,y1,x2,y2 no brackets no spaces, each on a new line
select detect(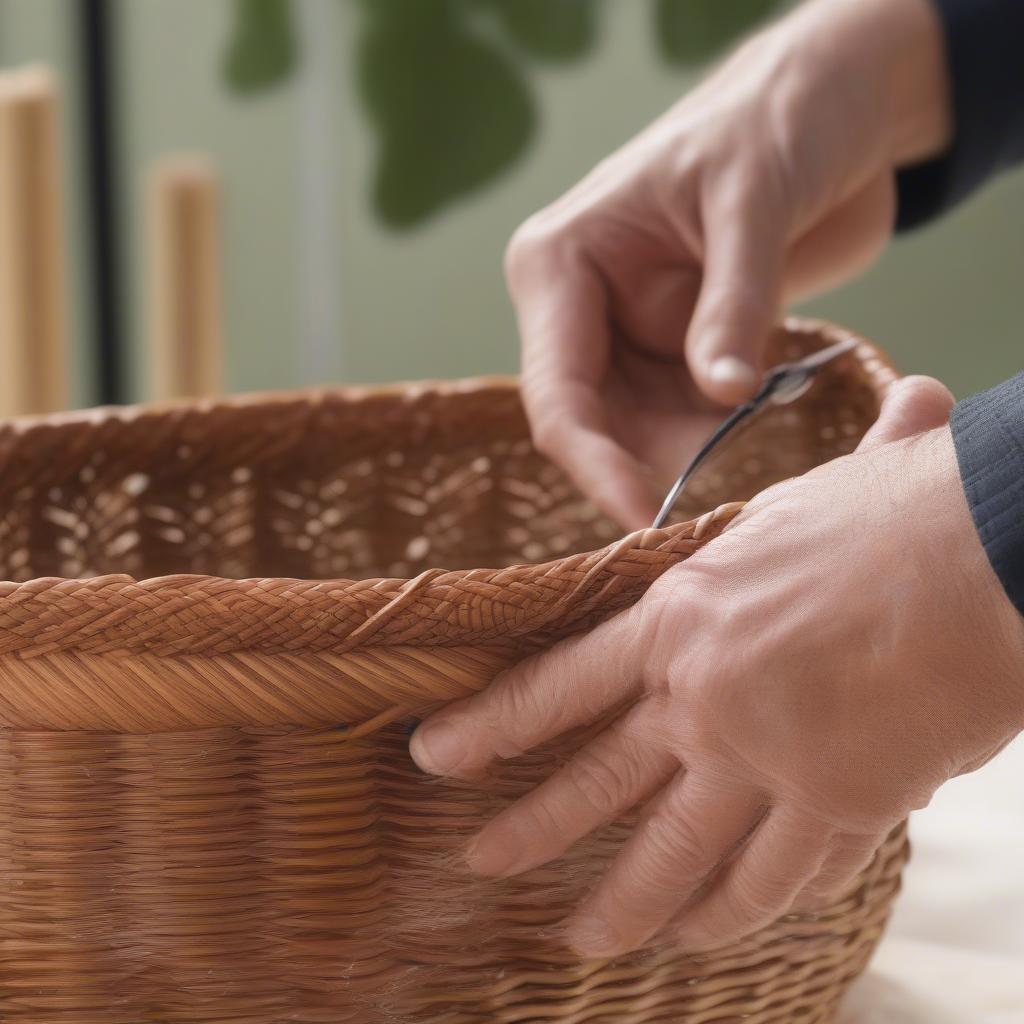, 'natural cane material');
0,318,904,1023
